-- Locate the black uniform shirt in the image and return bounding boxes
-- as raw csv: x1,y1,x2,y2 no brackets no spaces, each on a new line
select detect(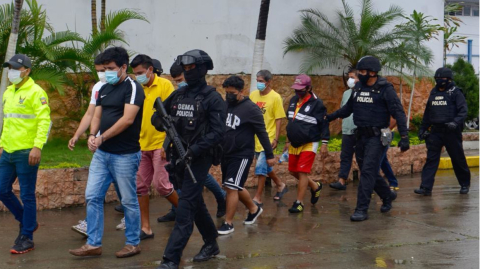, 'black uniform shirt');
96,76,145,154
421,83,467,128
